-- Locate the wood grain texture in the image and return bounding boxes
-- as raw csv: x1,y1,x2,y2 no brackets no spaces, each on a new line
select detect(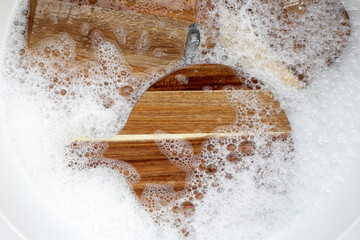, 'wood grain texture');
28,0,194,73
76,64,291,197
148,64,257,91
118,90,290,135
